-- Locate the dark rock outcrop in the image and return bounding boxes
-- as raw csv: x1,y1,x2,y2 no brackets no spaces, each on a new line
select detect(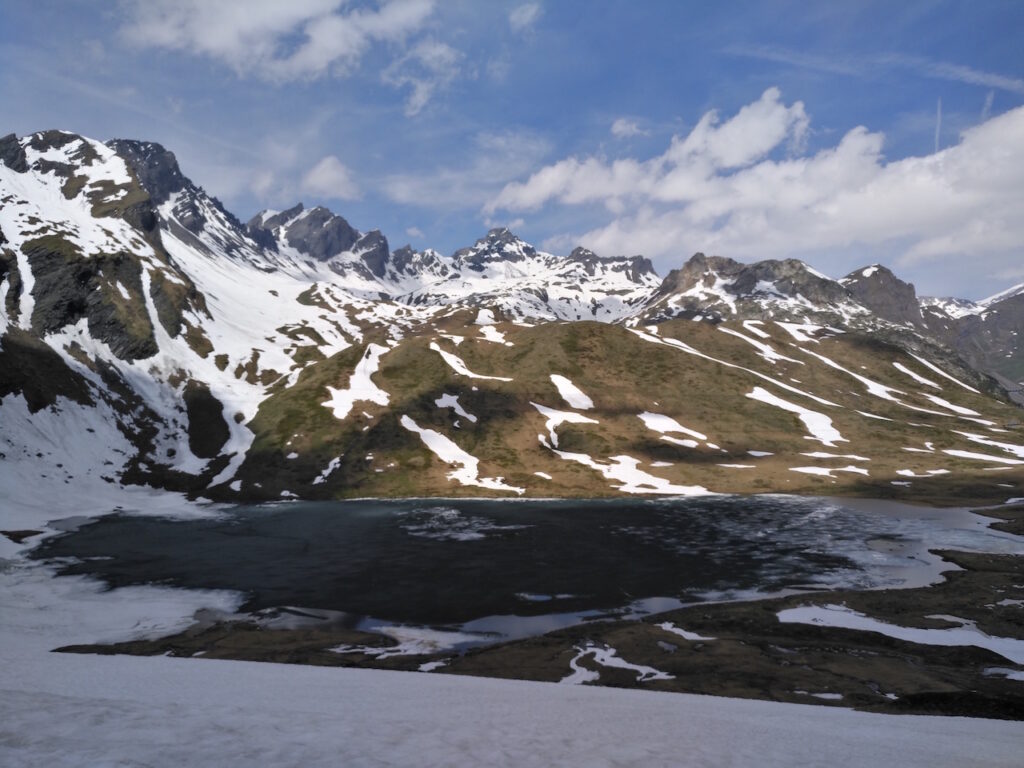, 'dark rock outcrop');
268,204,360,261
569,247,656,282
183,380,230,459
0,133,28,173
0,328,93,412
107,140,187,206
354,230,390,278
23,237,157,360
454,228,535,271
